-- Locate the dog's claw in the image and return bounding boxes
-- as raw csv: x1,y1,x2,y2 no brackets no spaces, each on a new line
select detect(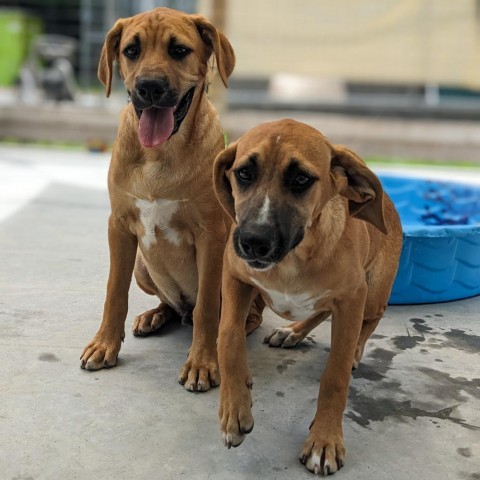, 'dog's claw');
221,431,245,449
300,427,345,475
179,356,220,393
239,421,254,434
